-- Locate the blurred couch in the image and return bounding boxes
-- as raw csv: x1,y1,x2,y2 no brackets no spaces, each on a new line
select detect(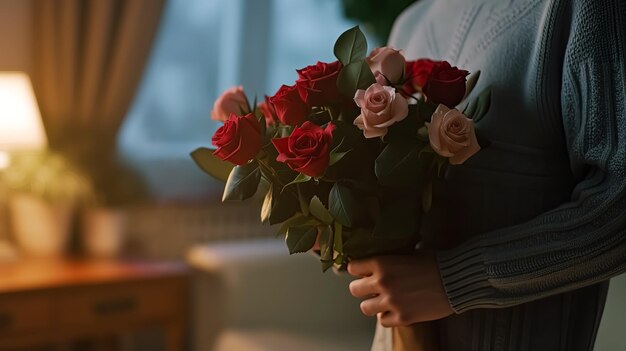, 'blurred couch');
188,237,376,351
